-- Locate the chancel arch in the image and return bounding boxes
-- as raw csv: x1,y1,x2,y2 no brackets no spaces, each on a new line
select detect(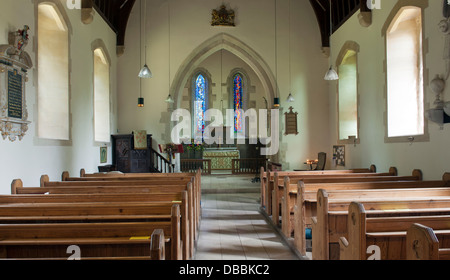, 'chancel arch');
163,33,278,144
